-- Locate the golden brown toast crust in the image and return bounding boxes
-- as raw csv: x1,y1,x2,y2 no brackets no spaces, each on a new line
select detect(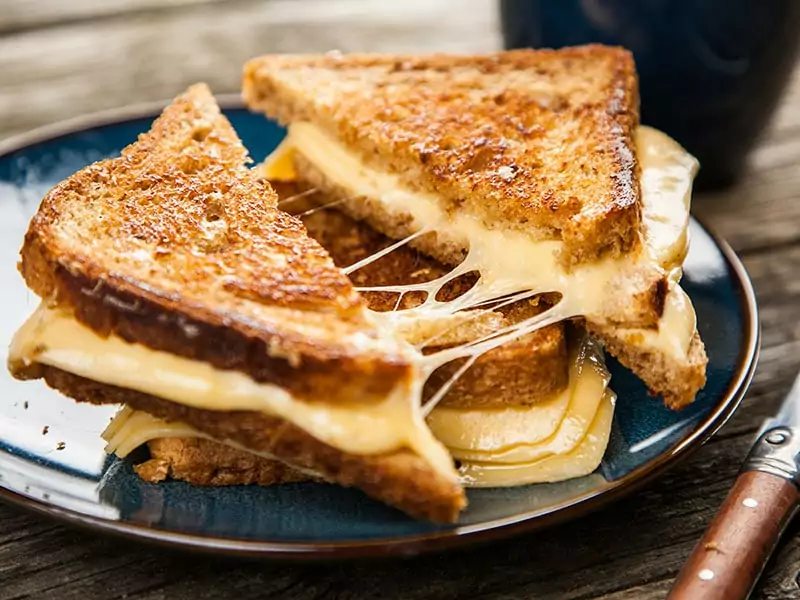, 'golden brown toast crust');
273,183,569,408
17,84,411,404
137,437,310,486
588,326,707,410
243,45,642,263
40,367,466,523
